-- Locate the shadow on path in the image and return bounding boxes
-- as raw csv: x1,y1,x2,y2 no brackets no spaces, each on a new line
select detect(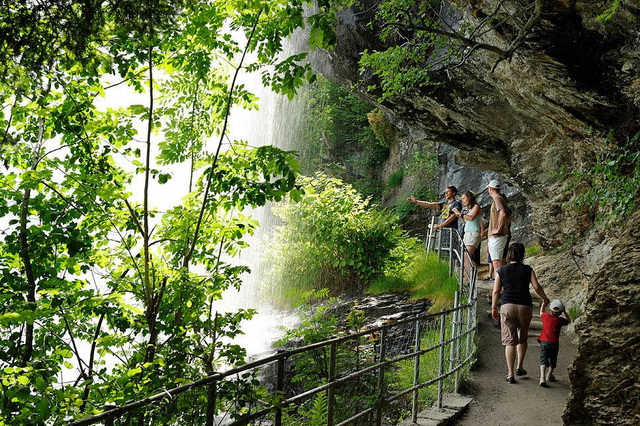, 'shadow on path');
455,280,577,426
